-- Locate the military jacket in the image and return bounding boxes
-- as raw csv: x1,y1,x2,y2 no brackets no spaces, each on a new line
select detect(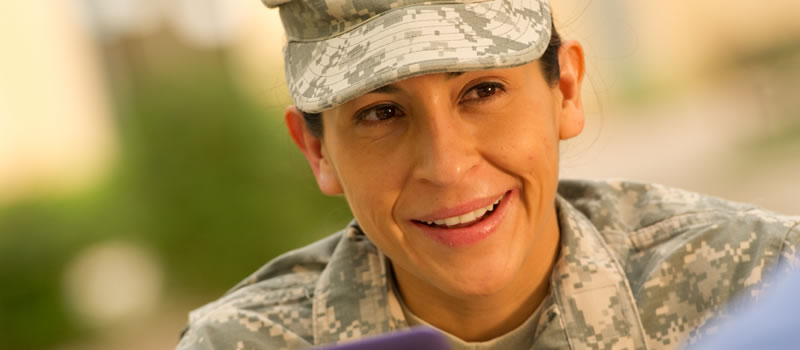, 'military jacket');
176,179,800,350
